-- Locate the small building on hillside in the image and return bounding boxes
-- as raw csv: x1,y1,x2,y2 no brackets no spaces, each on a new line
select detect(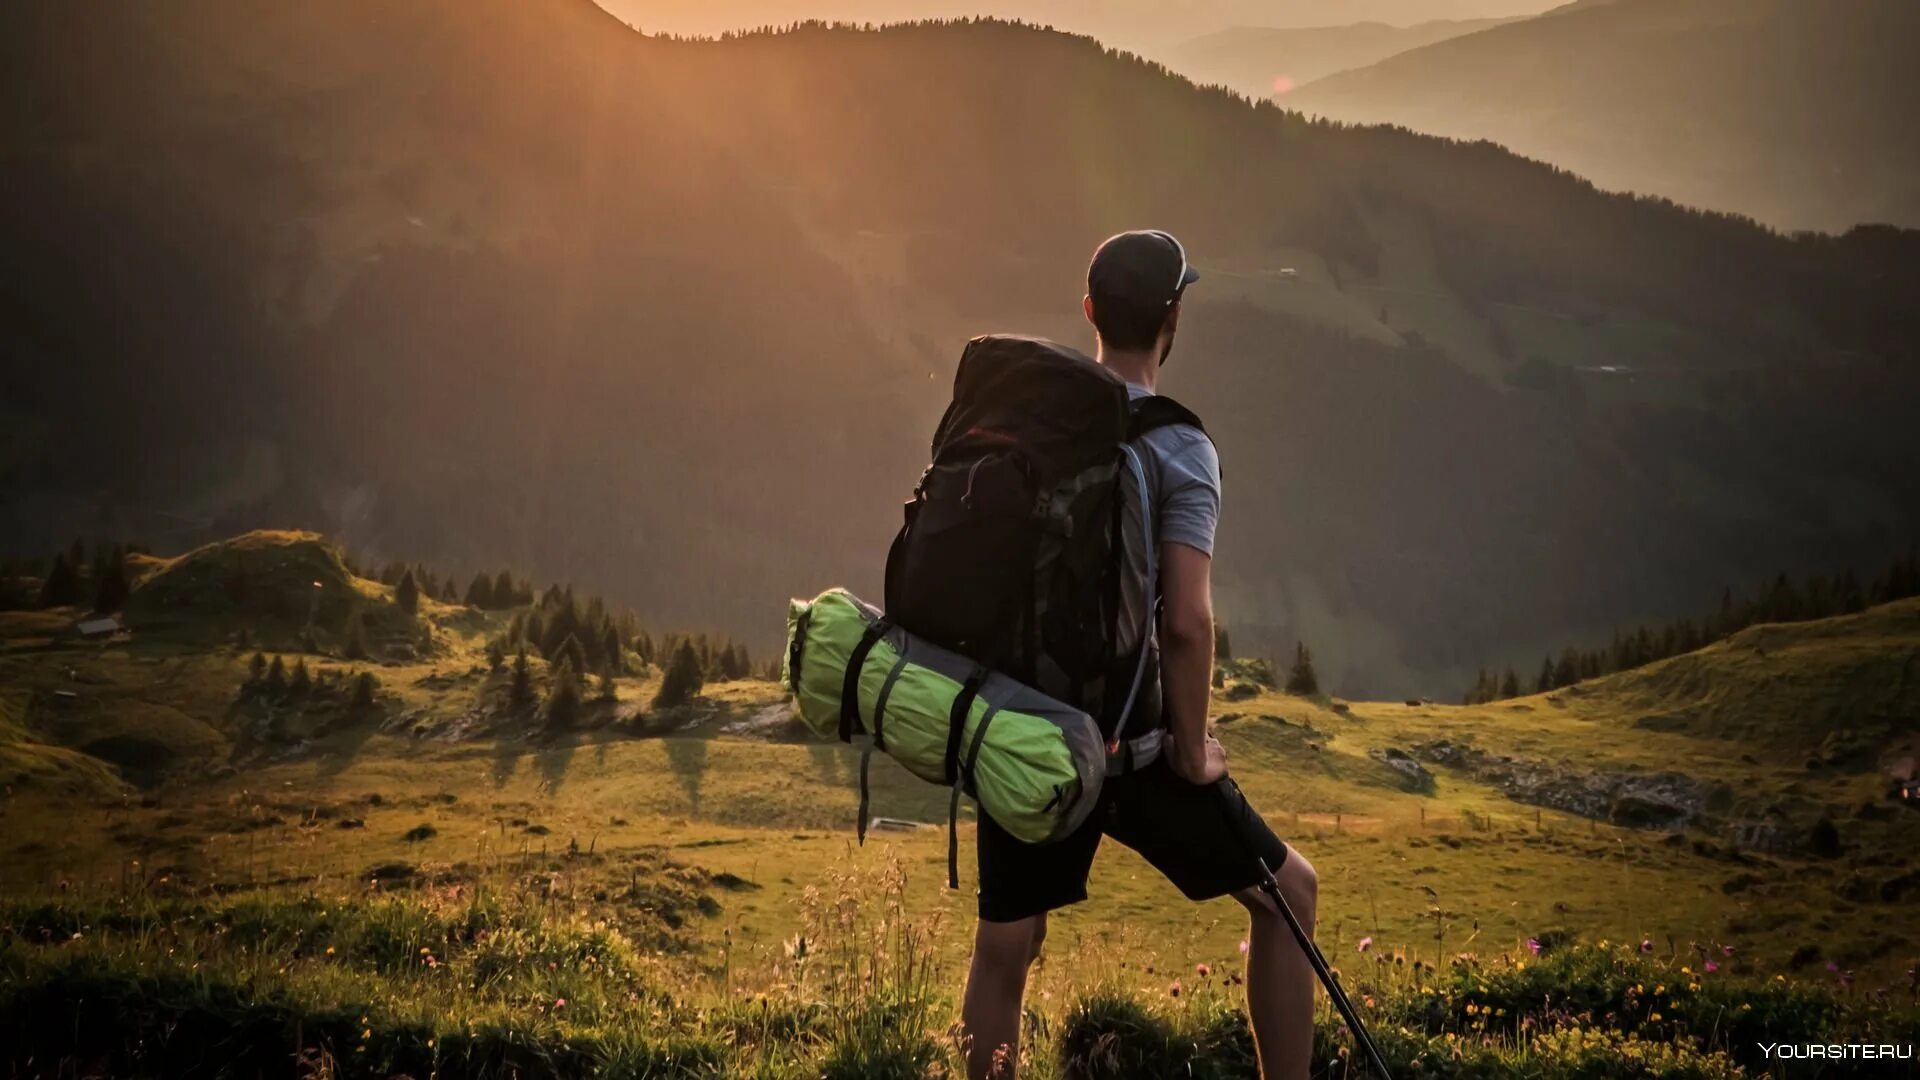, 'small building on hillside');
74,614,127,639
